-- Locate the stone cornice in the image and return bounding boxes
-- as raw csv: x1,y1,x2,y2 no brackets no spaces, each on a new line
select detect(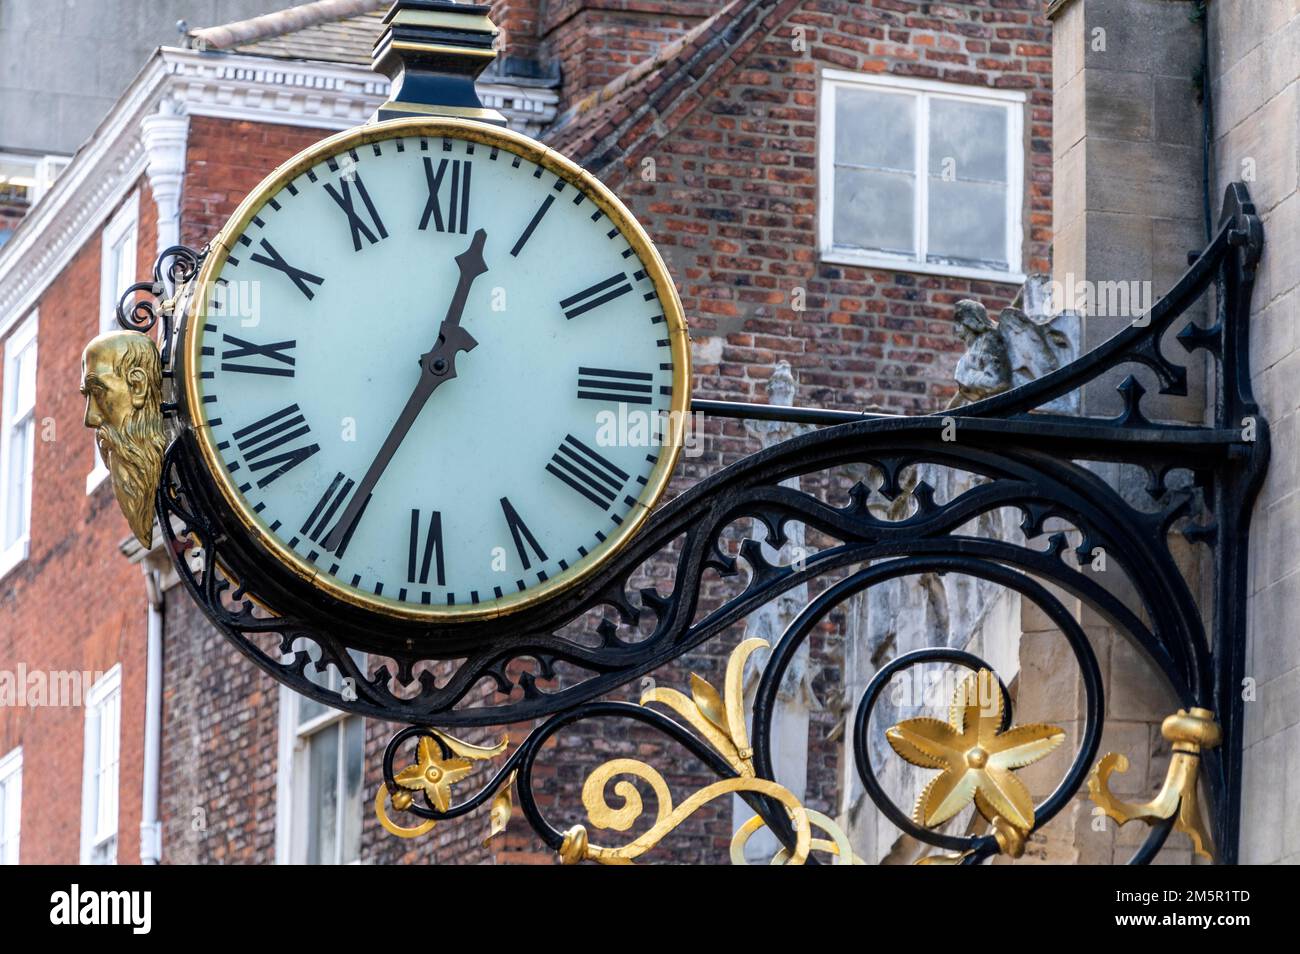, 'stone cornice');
162,47,389,130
